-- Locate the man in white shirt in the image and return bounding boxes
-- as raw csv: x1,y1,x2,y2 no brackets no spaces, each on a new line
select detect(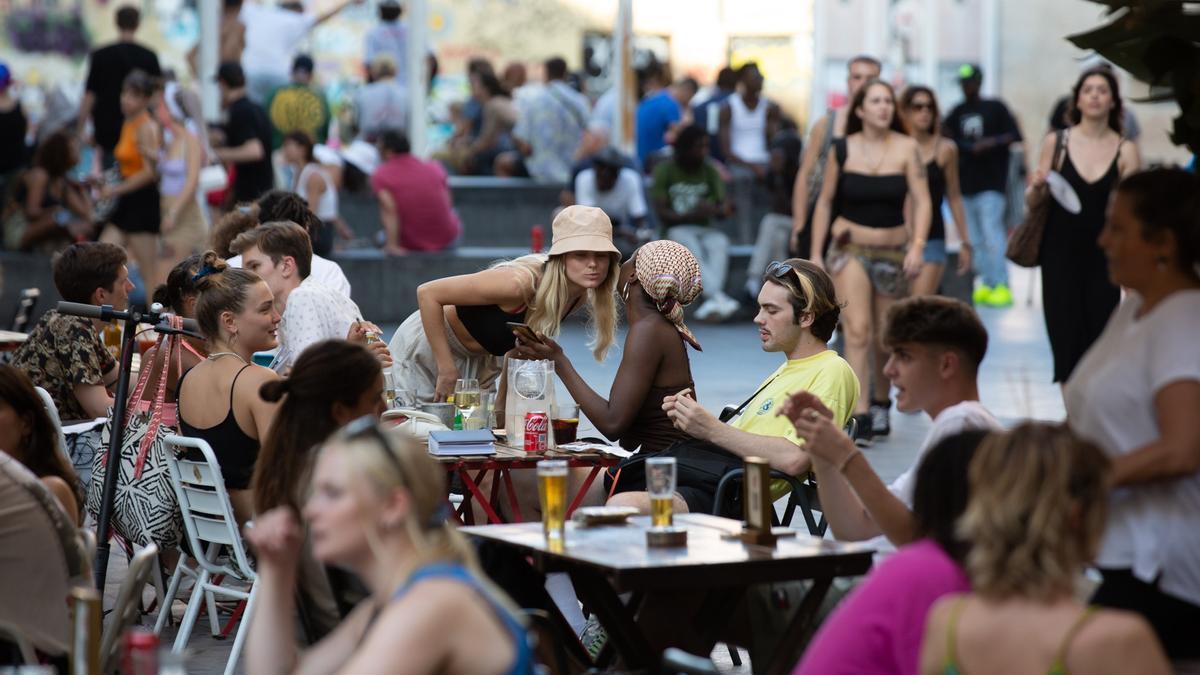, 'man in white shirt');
781,296,1002,548
574,148,647,252
240,0,361,104
231,221,388,373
